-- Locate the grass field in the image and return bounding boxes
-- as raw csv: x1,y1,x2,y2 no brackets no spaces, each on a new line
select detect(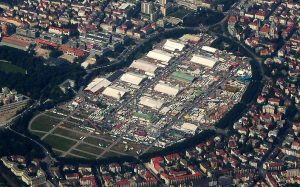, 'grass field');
53,127,82,140
60,122,78,129
68,117,83,124
45,111,66,119
62,123,90,134
53,149,63,157
72,112,89,119
146,146,162,153
65,154,83,159
29,112,159,160
31,131,46,138
71,149,97,159
169,7,192,19
102,151,121,158
30,115,61,132
83,137,111,148
0,60,26,74
95,133,116,141
76,143,103,155
55,107,71,115
111,141,148,156
44,134,76,151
